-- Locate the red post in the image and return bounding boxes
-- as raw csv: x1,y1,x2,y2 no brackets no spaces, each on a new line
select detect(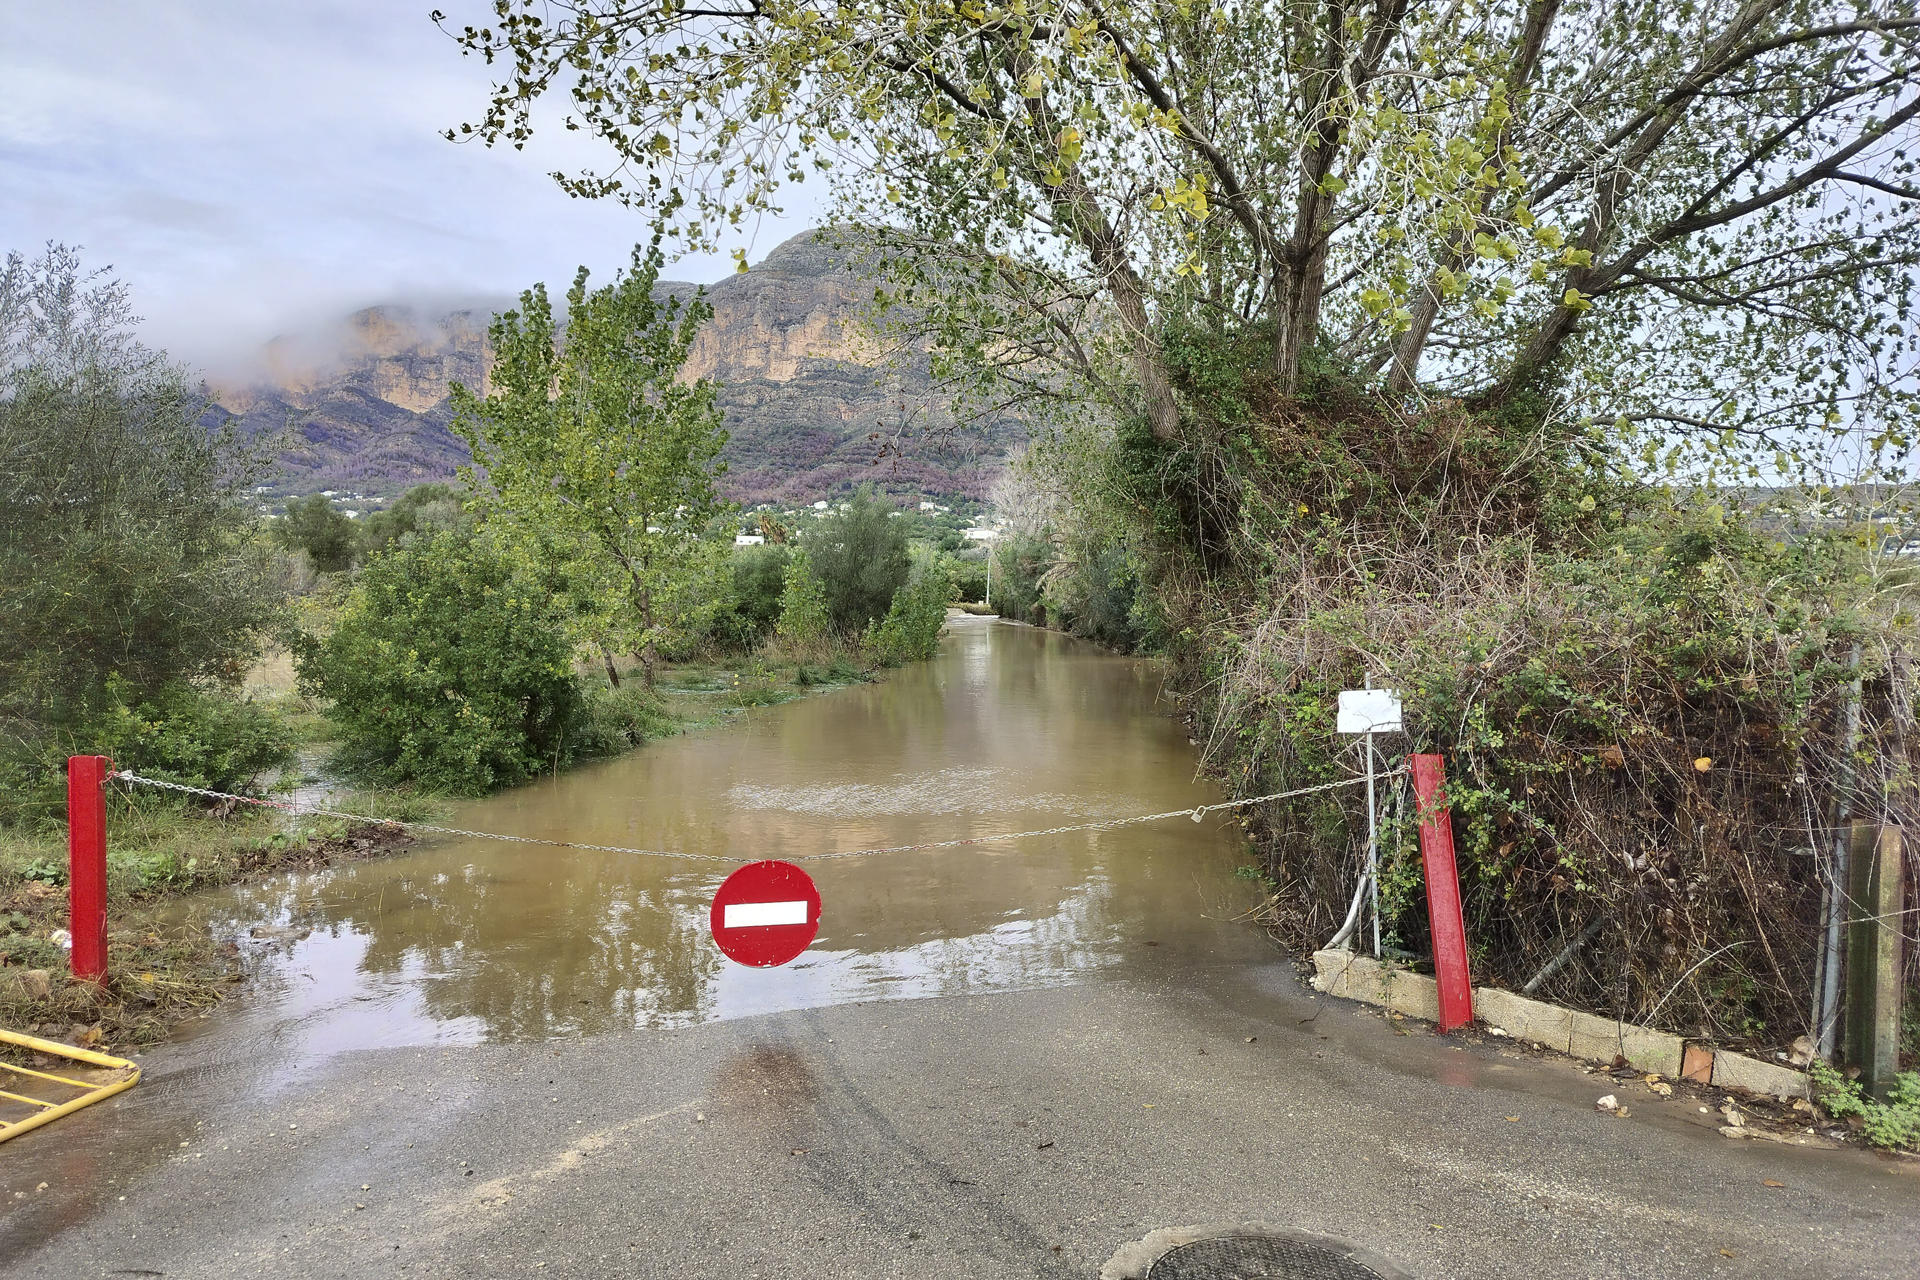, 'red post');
1410,753,1473,1032
67,755,111,984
